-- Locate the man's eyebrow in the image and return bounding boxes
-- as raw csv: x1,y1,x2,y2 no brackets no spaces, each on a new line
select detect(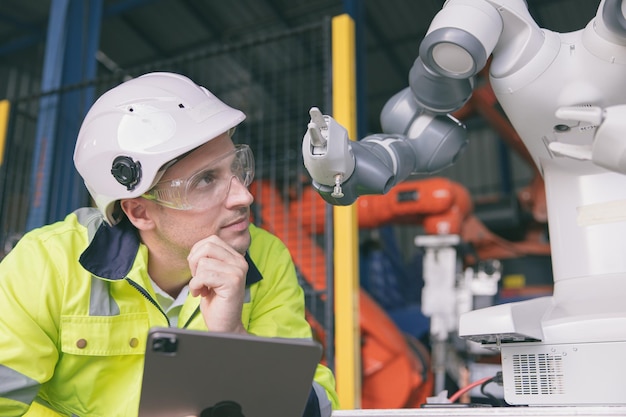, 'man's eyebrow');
196,163,228,176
